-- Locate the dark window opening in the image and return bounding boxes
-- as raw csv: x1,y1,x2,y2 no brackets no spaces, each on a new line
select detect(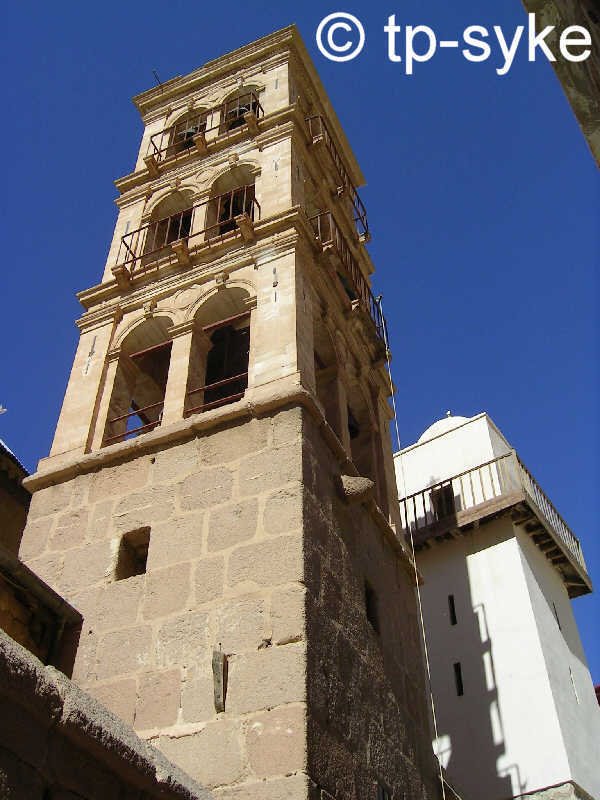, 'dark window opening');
204,324,250,405
431,483,455,521
365,581,380,634
168,112,208,156
222,93,260,132
146,207,193,254
448,594,457,625
217,185,255,236
453,662,464,696
115,528,150,580
337,271,358,302
347,406,360,440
